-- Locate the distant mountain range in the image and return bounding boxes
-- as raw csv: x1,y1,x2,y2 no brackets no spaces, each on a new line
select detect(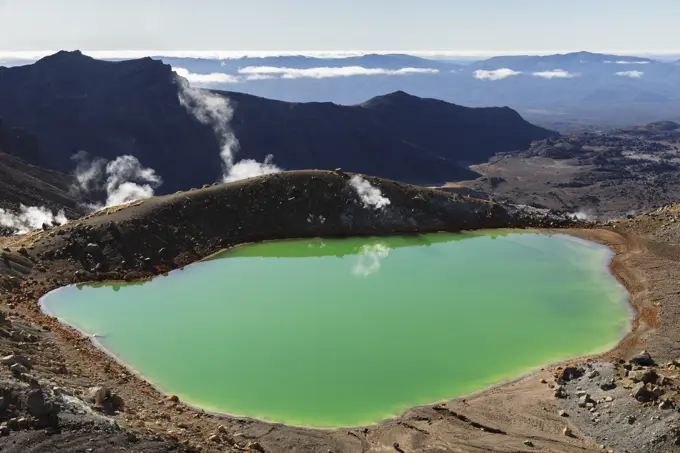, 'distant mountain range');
0,51,555,194
143,51,680,129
